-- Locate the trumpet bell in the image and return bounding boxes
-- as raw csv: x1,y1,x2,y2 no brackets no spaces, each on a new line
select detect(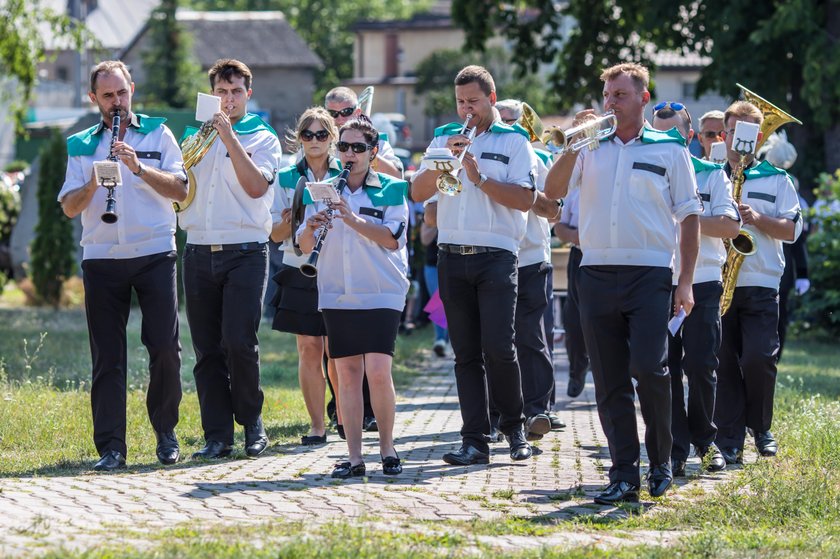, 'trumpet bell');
436,173,462,196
